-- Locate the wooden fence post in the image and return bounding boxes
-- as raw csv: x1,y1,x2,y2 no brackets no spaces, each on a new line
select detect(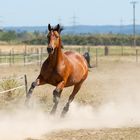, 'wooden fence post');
96,48,98,67
24,74,28,95
87,46,90,53
5,53,6,63
0,49,1,63
24,51,26,66
37,48,40,65
9,50,12,66
104,46,109,56
136,49,138,63
78,47,80,53
12,48,15,64
121,46,124,56
24,45,27,55
40,47,43,66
